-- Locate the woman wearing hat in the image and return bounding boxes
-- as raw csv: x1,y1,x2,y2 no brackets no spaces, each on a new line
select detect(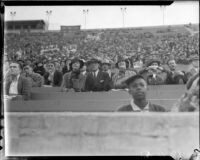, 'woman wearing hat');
112,58,137,89
61,58,86,92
